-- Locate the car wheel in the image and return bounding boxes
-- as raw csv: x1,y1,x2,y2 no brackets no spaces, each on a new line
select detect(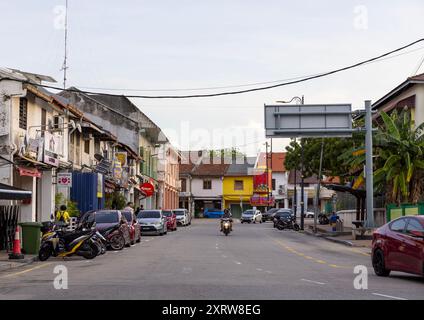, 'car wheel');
372,249,391,277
